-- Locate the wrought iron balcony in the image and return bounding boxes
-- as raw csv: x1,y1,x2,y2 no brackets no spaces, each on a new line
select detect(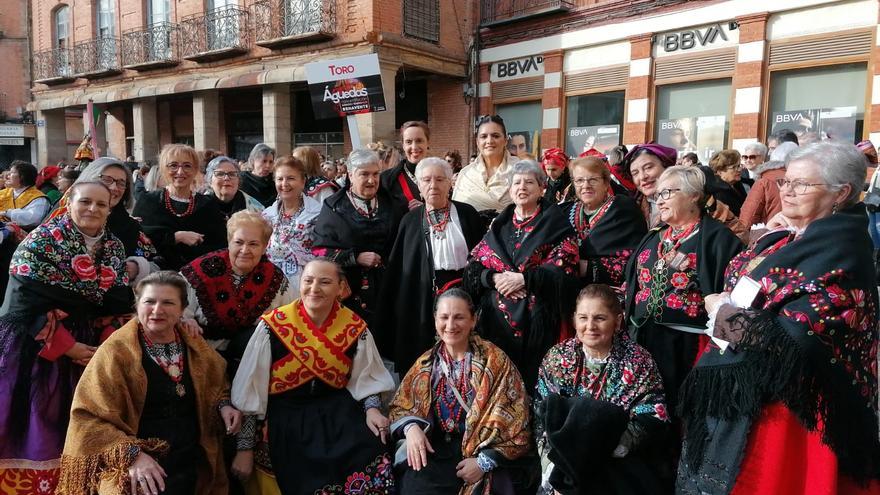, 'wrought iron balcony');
122,22,179,70
180,6,249,62
73,37,122,78
252,0,336,48
480,0,574,27
33,48,75,83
